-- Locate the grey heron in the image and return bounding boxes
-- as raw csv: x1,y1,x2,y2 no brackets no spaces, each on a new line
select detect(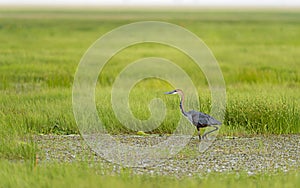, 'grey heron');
165,89,221,140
